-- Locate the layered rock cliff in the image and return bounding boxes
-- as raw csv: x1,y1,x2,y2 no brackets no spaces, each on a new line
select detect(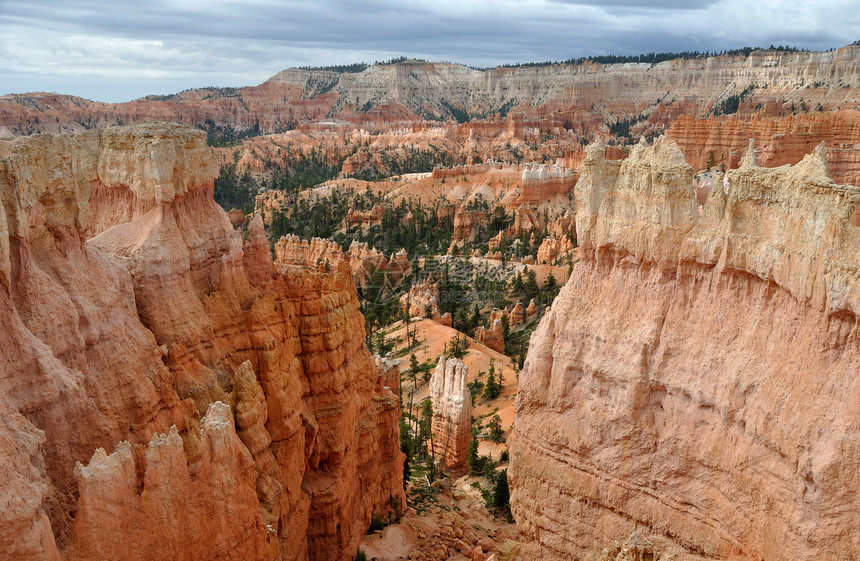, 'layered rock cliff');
0,123,404,561
668,112,860,186
4,46,860,136
510,137,860,560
